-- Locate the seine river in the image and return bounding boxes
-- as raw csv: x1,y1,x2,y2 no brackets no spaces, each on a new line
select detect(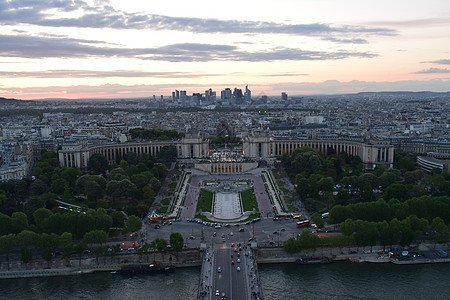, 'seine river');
1,262,449,299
